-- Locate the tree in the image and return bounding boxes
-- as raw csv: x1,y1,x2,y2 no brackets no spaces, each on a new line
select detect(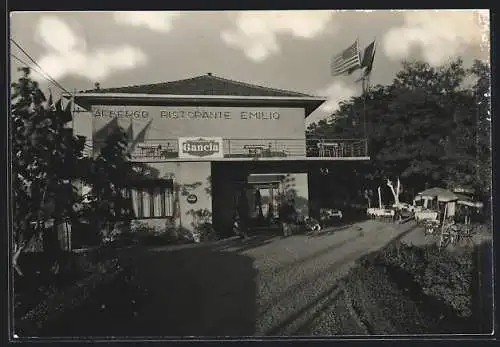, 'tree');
307,58,491,202
468,60,491,200
11,68,85,275
77,128,135,236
